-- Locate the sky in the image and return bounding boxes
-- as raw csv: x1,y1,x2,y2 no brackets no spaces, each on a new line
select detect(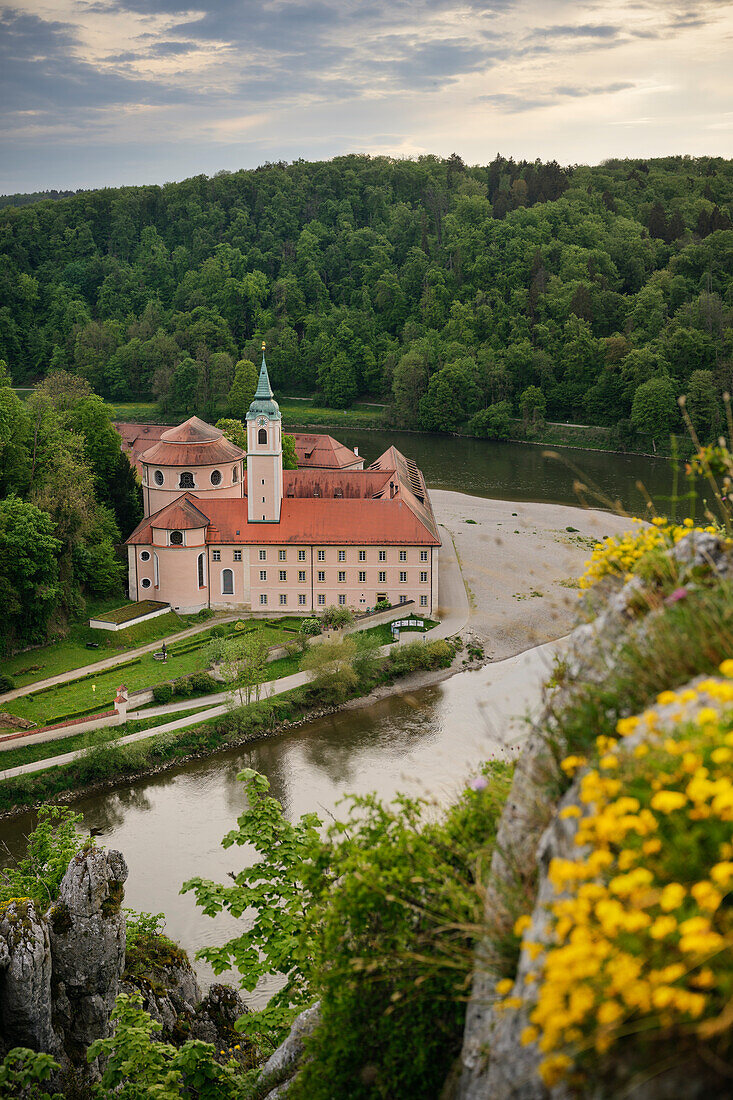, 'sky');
1,0,732,194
